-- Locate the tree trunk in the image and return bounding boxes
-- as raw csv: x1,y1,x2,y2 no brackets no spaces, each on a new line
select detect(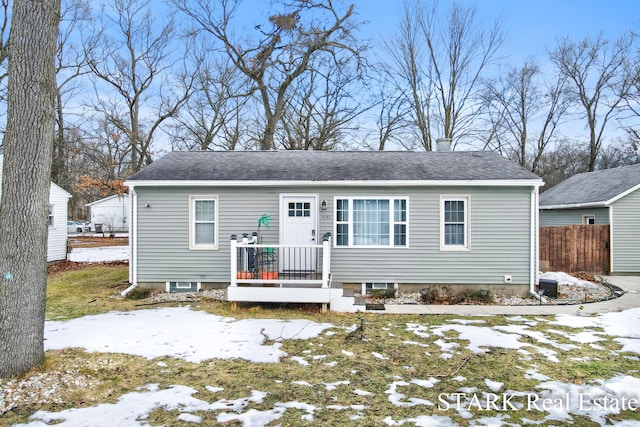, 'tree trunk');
0,0,60,378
